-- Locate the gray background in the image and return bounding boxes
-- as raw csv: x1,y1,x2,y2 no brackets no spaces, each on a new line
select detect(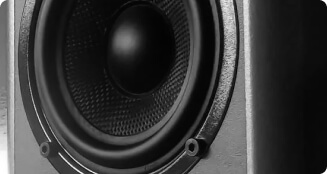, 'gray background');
0,1,7,89
0,0,8,153
0,0,8,173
